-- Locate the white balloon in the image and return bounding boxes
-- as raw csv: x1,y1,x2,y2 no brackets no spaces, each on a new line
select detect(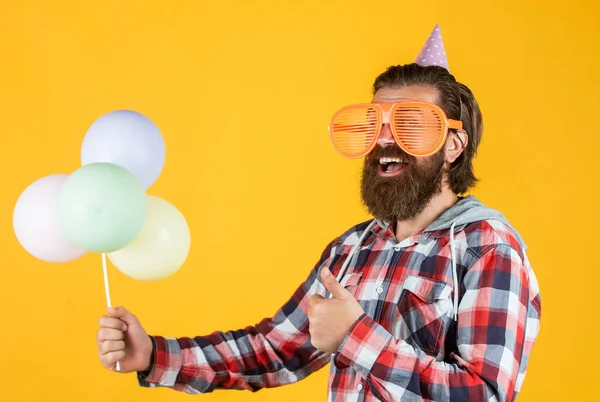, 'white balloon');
13,174,87,263
81,110,166,189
